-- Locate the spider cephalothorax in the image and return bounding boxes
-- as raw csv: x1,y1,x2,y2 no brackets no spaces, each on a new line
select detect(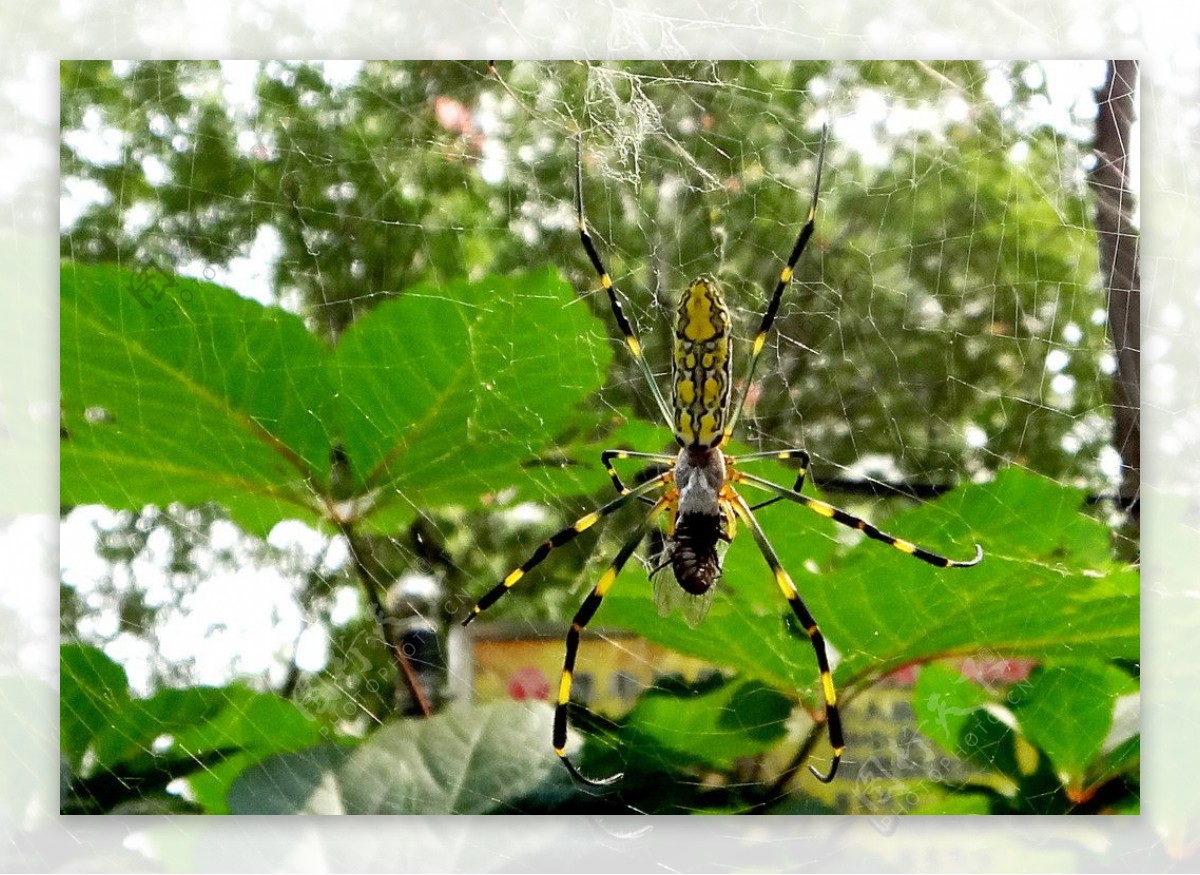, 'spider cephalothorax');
463,125,983,789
